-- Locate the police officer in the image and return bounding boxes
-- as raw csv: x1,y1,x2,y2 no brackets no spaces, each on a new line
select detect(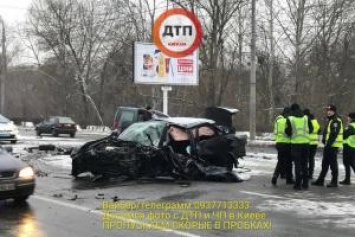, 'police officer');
312,104,343,188
285,103,313,190
272,107,293,185
303,109,321,179
340,112,355,185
